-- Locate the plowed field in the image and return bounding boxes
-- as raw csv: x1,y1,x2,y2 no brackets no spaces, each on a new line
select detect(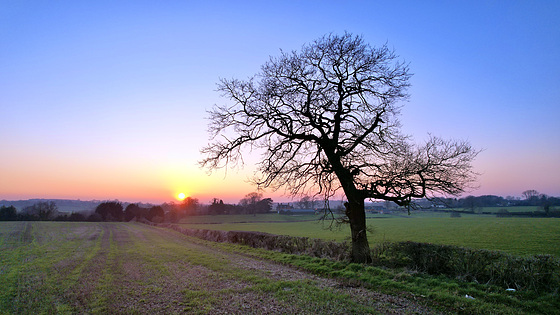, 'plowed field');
0,222,437,314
